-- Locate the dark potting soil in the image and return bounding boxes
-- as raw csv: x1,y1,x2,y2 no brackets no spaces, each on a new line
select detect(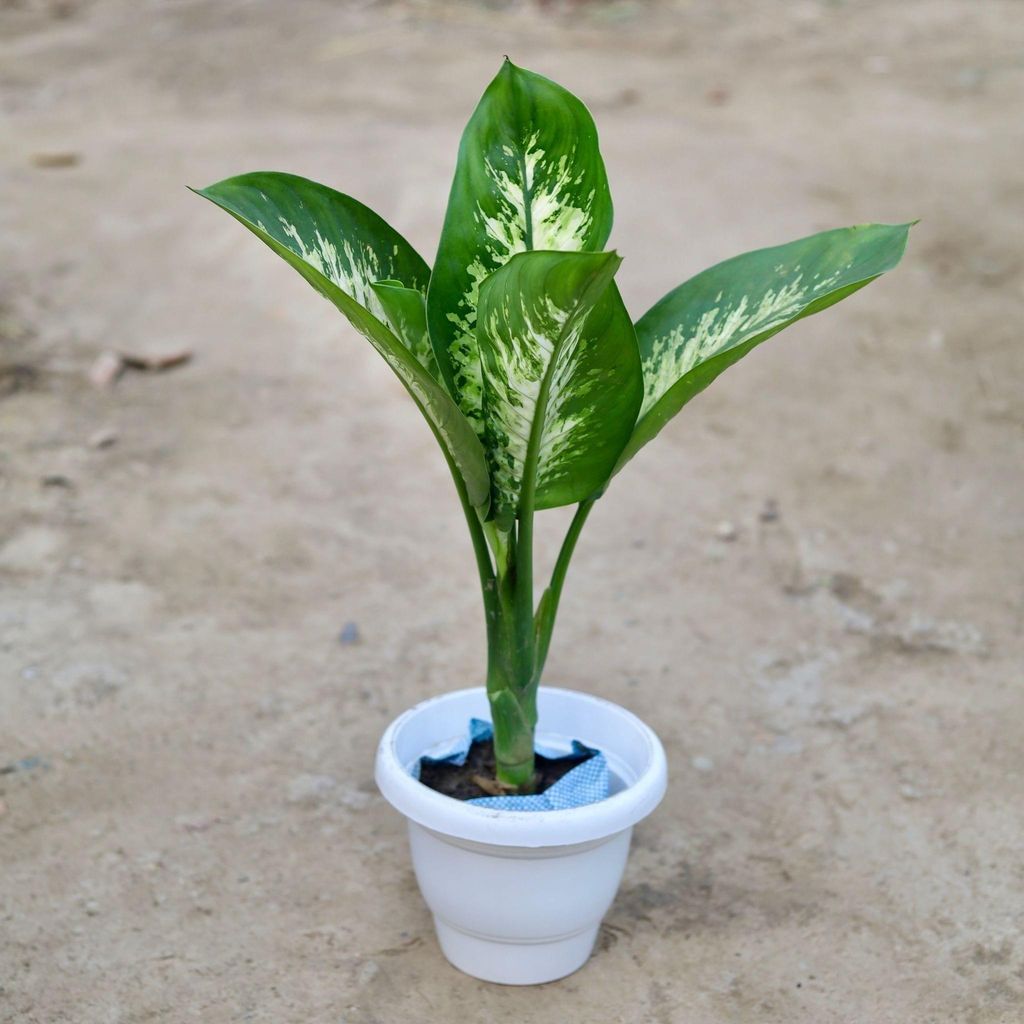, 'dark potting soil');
418,738,594,801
